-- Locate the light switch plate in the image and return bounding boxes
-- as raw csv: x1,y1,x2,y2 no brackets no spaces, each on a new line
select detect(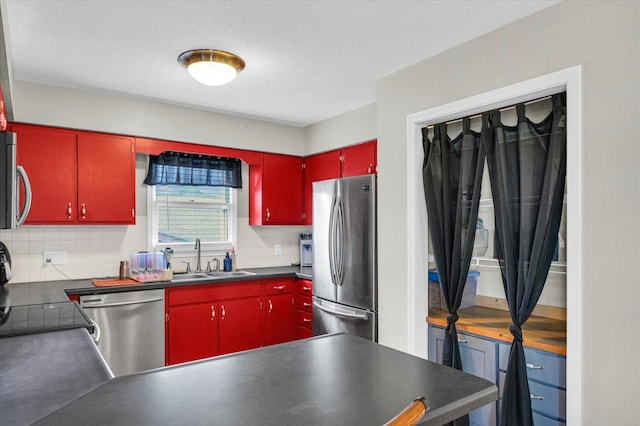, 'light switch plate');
274,244,282,255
